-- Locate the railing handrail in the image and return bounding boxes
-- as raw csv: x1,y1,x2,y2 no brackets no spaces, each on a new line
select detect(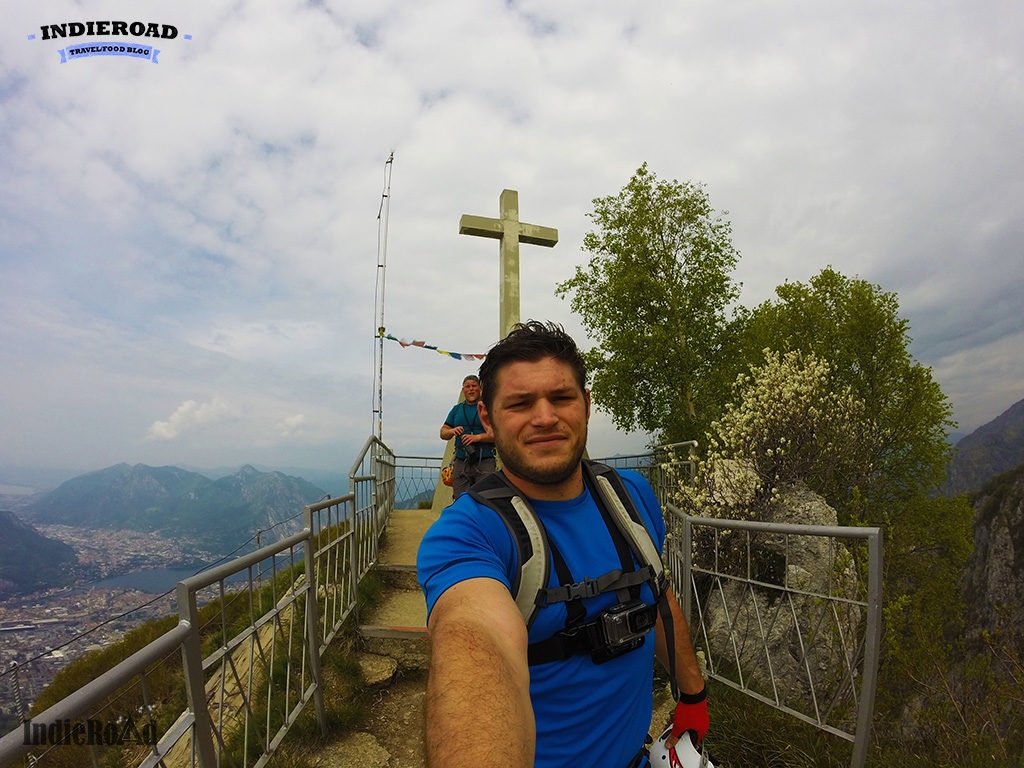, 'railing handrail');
348,434,390,478
0,622,193,757
667,509,881,541
177,530,309,592
306,491,355,514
